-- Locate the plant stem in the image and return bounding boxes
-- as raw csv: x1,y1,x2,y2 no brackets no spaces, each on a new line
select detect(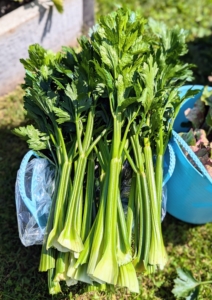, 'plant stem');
57,156,86,252
144,141,167,270
87,170,109,277
128,131,151,270
46,161,72,251
57,110,95,251
92,115,122,284
201,280,212,285
126,173,136,246
81,152,95,242
117,193,132,265
155,127,164,219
